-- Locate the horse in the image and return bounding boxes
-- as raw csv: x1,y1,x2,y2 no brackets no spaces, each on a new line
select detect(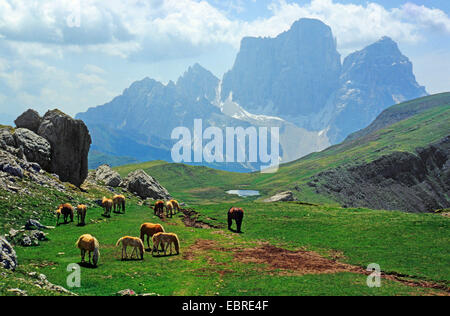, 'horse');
116,236,145,260
152,232,180,256
56,203,74,225
76,204,87,226
169,199,181,214
228,207,244,233
154,200,165,217
102,197,113,217
165,201,174,218
75,234,100,267
113,195,126,214
140,223,165,249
